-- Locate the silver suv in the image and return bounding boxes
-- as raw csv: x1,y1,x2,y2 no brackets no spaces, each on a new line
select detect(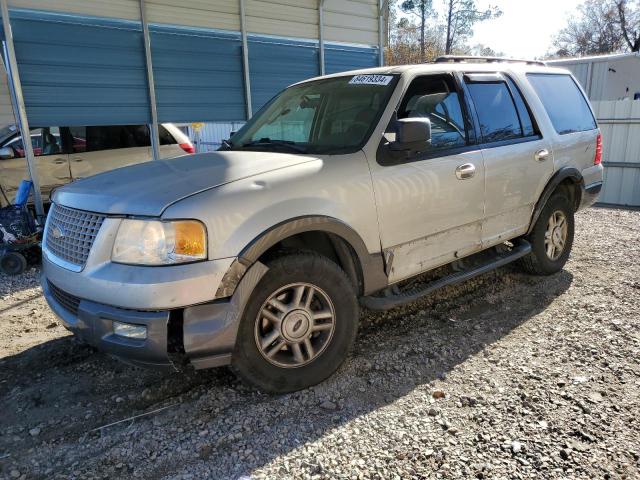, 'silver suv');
41,57,604,393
